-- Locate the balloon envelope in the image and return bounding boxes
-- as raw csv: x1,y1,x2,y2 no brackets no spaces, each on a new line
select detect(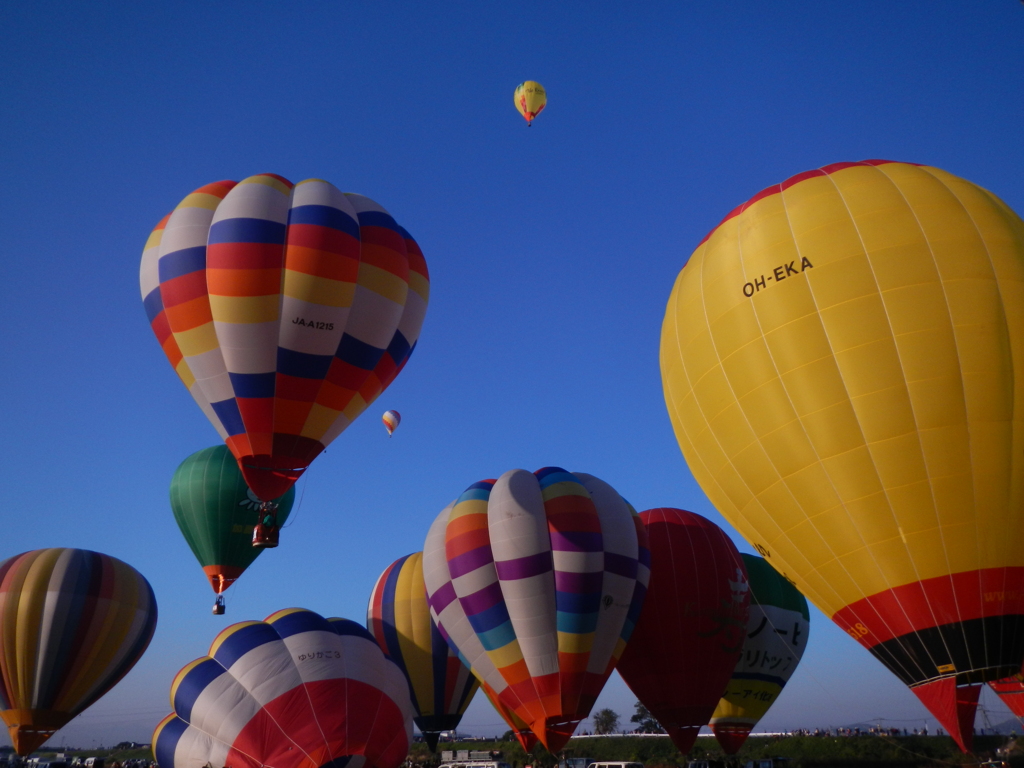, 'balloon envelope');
479,681,538,752
382,410,401,437
514,81,546,125
710,554,809,754
0,549,157,754
660,160,1024,752
422,468,649,752
141,176,430,501
988,675,1024,718
153,608,413,768
616,508,749,754
367,553,478,750
170,445,295,594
